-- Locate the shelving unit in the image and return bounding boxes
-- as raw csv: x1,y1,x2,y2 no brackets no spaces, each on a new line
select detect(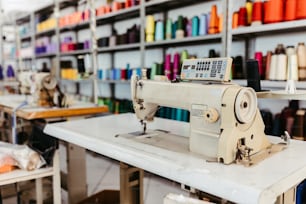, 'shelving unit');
13,0,306,107
227,0,306,62
232,19,306,38
13,0,228,104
